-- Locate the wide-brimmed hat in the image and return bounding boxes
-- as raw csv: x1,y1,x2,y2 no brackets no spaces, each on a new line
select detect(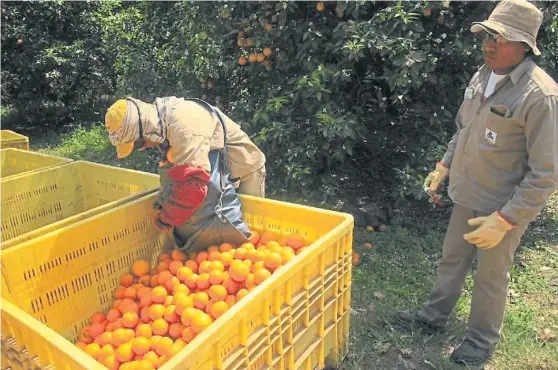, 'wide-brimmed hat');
471,0,543,56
